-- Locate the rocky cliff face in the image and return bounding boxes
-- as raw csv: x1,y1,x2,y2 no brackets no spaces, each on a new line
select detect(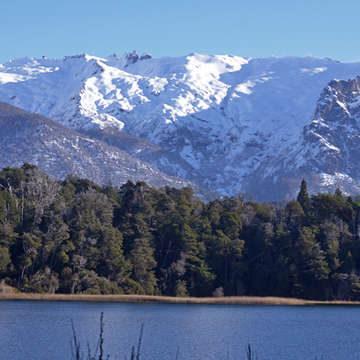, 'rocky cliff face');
2,53,360,199
293,77,360,196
